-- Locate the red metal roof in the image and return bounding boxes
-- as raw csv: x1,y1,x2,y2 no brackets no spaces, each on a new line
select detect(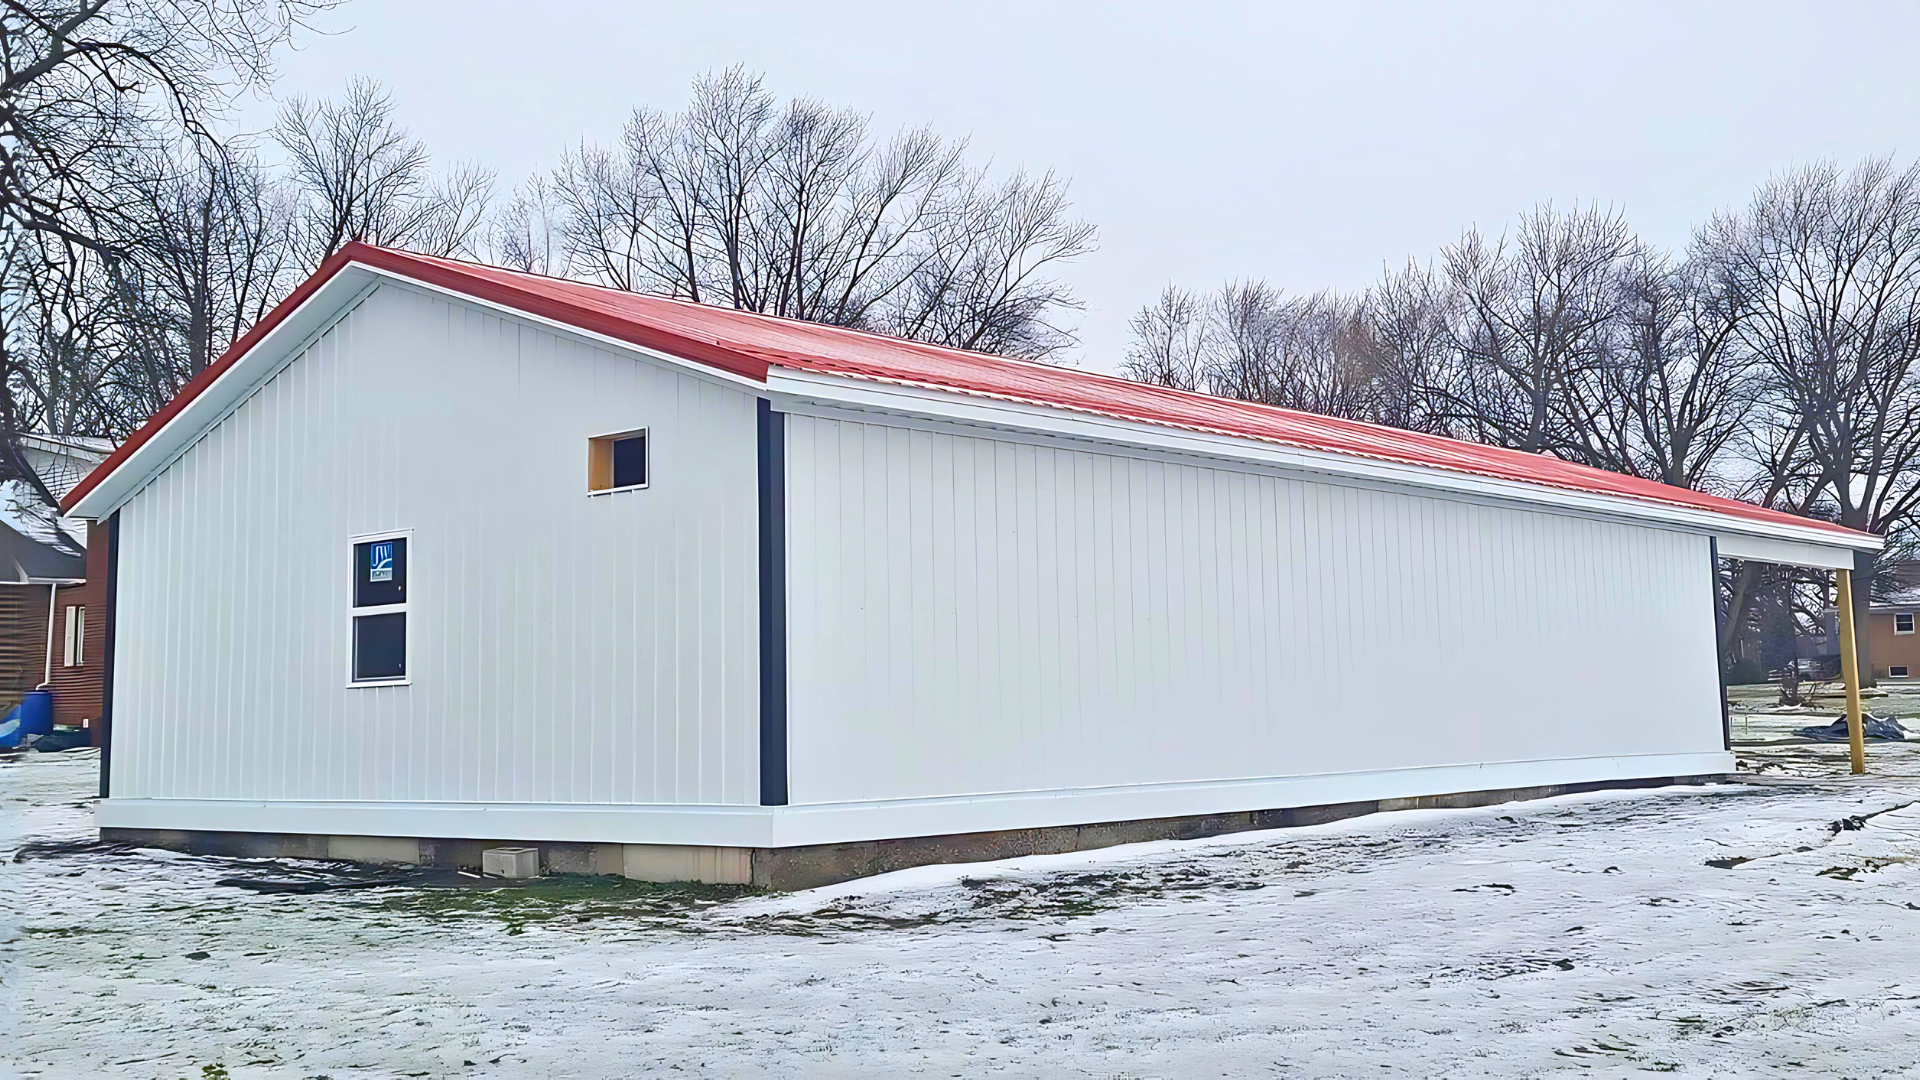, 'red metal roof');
62,243,1873,543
